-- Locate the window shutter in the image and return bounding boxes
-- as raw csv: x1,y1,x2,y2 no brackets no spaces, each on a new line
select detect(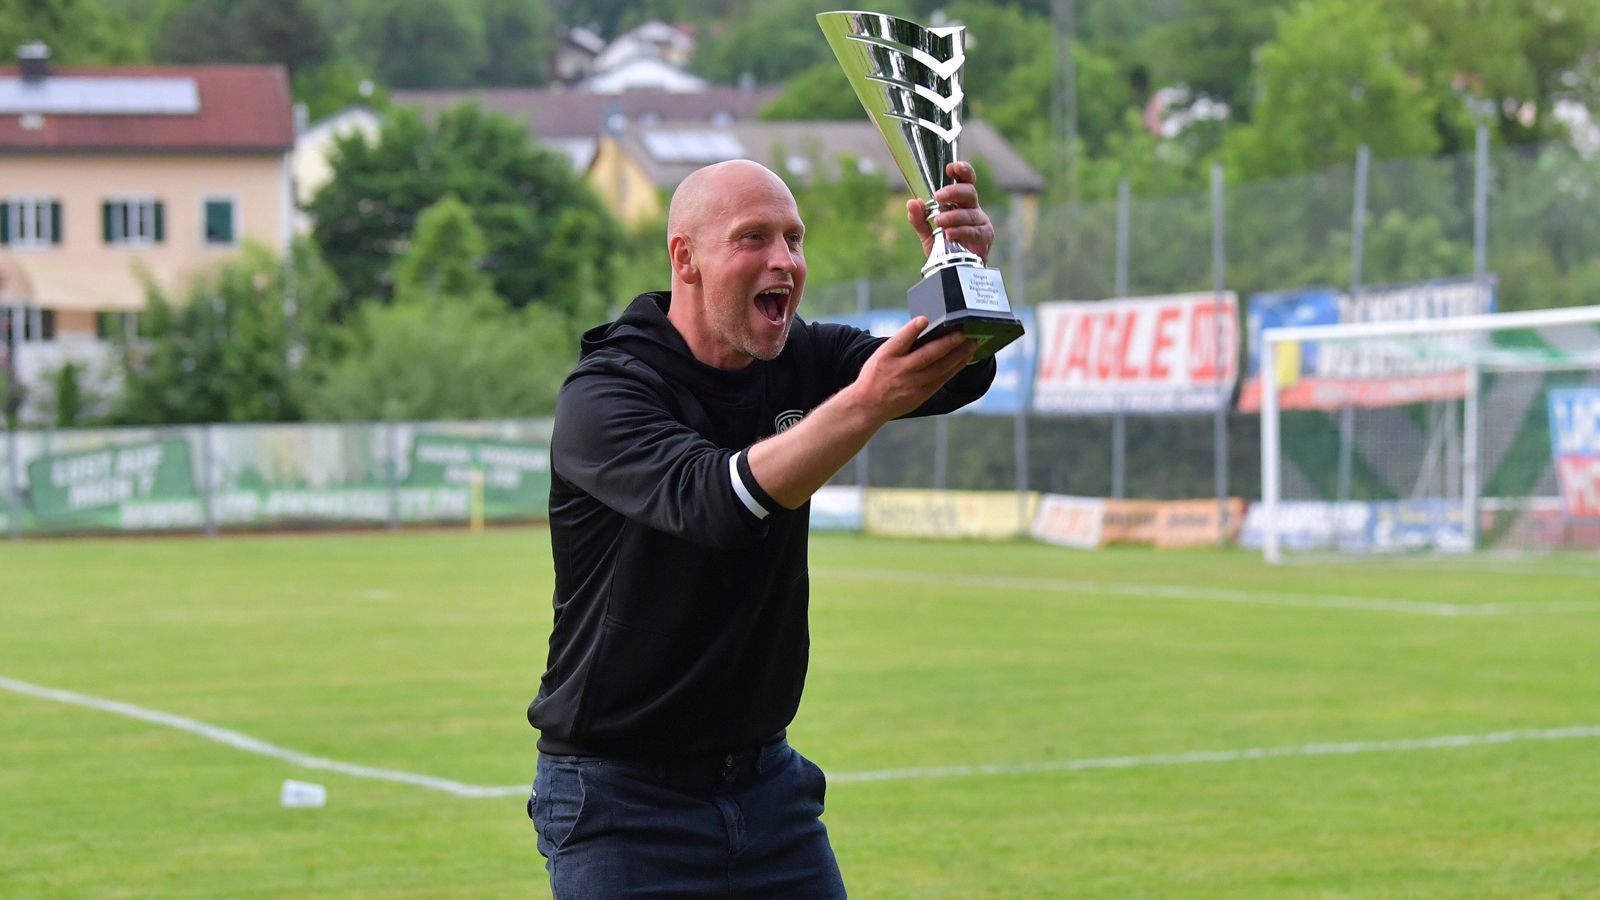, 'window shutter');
0,202,10,245
153,201,165,242
50,201,62,244
103,202,115,242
